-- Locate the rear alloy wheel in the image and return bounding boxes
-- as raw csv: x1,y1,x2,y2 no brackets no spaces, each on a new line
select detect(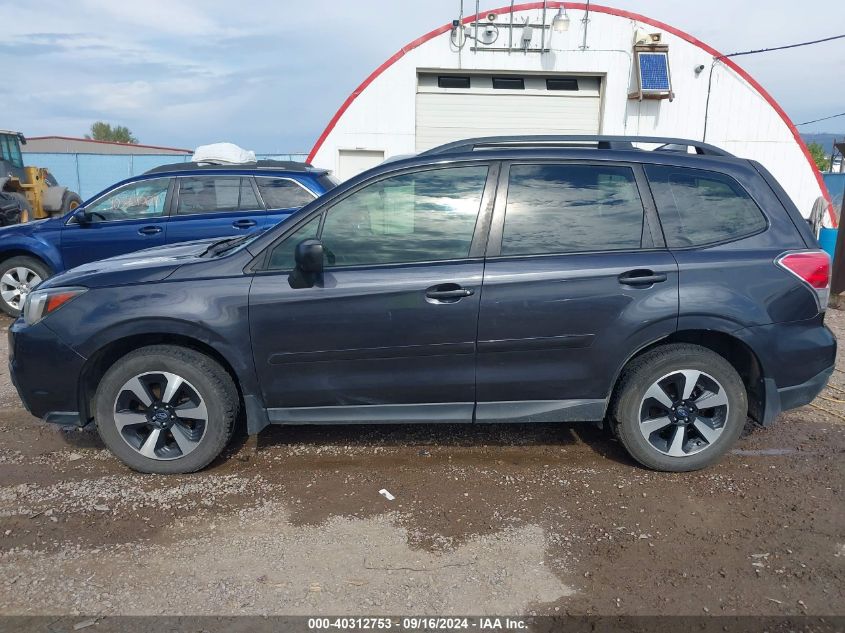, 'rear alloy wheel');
611,344,747,472
95,345,239,473
0,256,50,317
638,370,730,457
